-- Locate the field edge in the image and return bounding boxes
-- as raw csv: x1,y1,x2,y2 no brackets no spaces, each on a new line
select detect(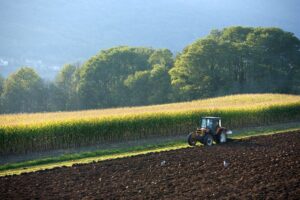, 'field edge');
1,124,300,177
